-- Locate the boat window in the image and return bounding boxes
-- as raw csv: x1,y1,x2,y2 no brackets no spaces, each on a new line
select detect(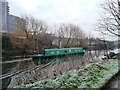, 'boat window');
50,51,54,54
57,51,60,54
64,50,68,53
